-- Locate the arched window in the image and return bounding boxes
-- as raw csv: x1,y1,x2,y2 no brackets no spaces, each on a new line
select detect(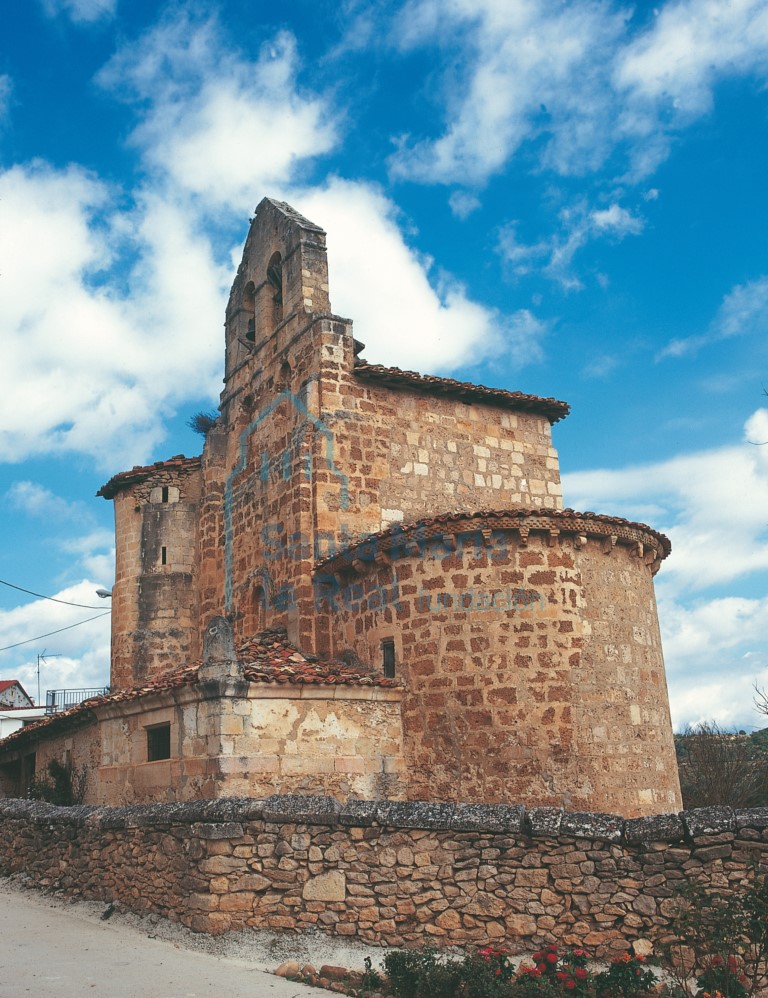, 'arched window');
243,281,256,343
253,585,267,633
267,252,283,326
